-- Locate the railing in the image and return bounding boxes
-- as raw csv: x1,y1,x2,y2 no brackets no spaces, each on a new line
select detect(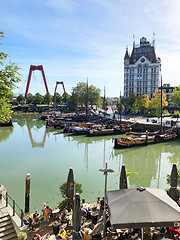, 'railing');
1,193,24,227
